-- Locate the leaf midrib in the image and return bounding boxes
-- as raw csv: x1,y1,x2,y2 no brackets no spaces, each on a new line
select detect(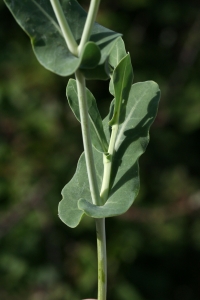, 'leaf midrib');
115,56,129,113
115,85,149,150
